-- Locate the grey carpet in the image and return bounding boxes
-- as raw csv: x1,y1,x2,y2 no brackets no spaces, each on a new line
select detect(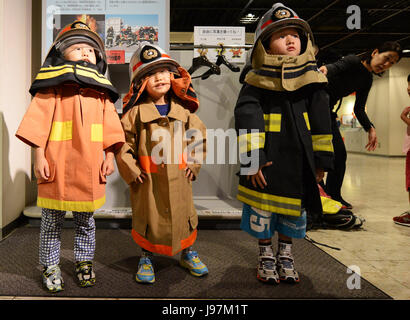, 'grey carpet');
0,226,391,299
